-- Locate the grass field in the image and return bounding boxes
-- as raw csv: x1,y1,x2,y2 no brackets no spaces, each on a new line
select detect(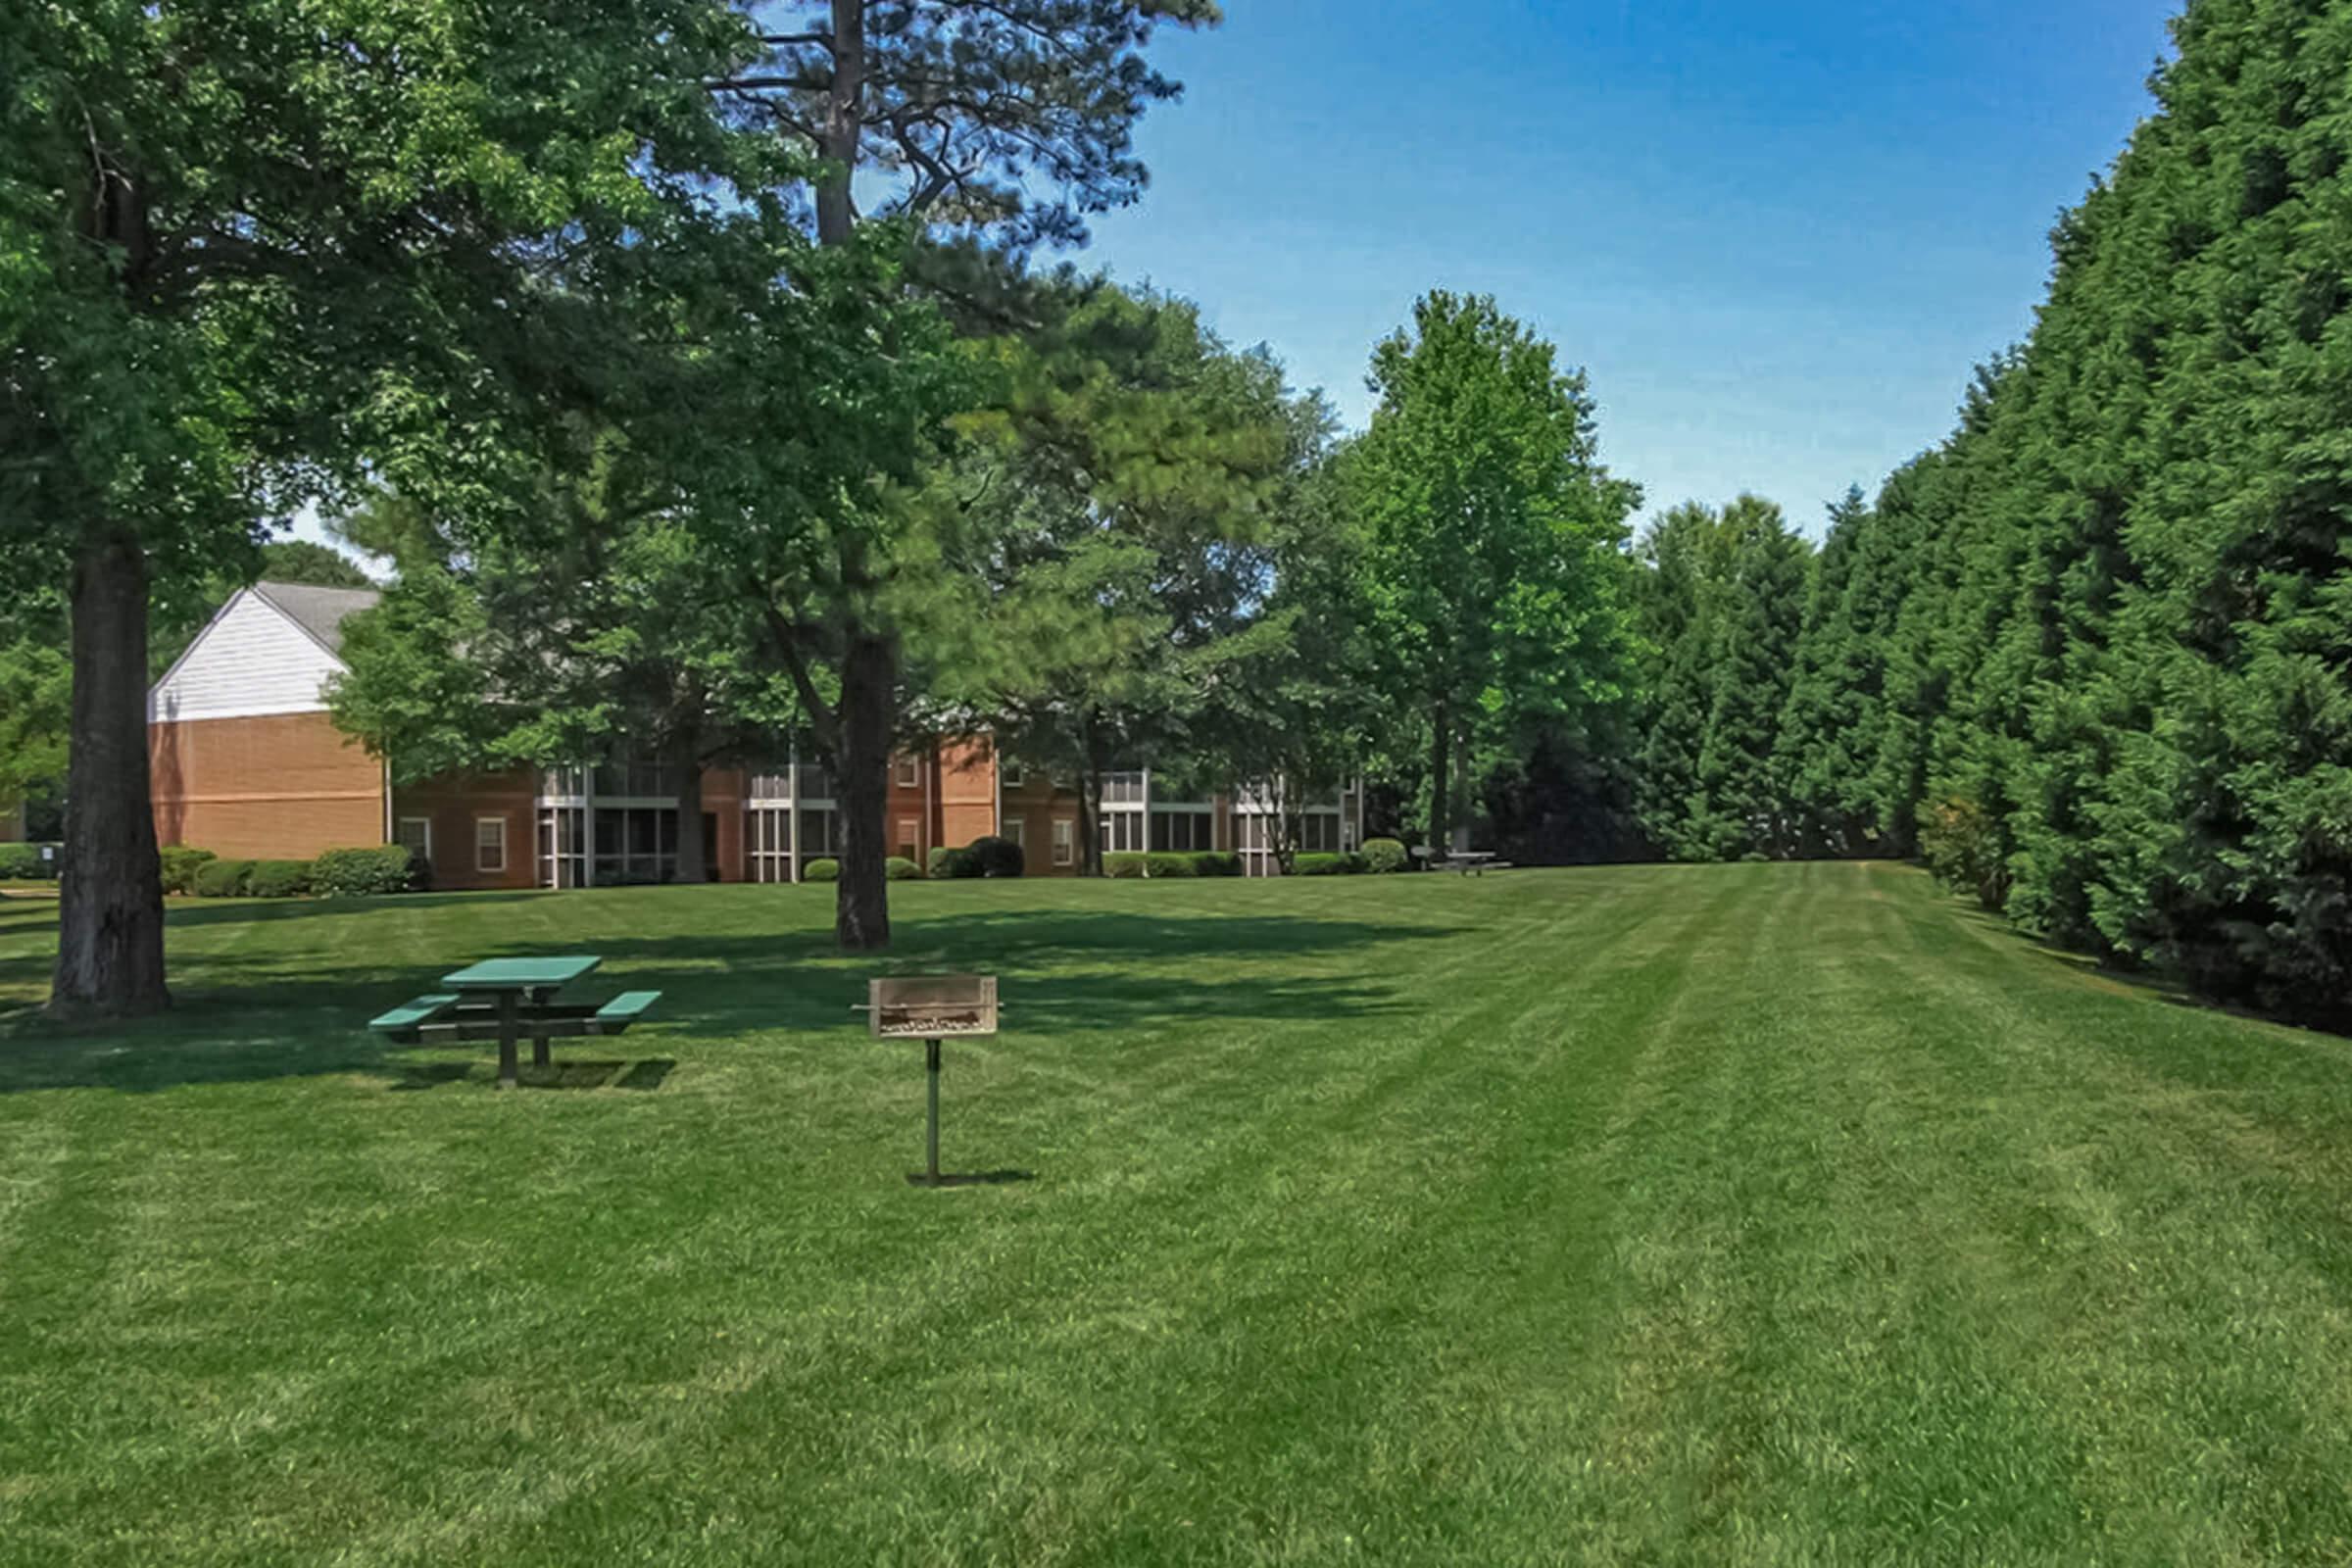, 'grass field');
5,863,2352,1565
